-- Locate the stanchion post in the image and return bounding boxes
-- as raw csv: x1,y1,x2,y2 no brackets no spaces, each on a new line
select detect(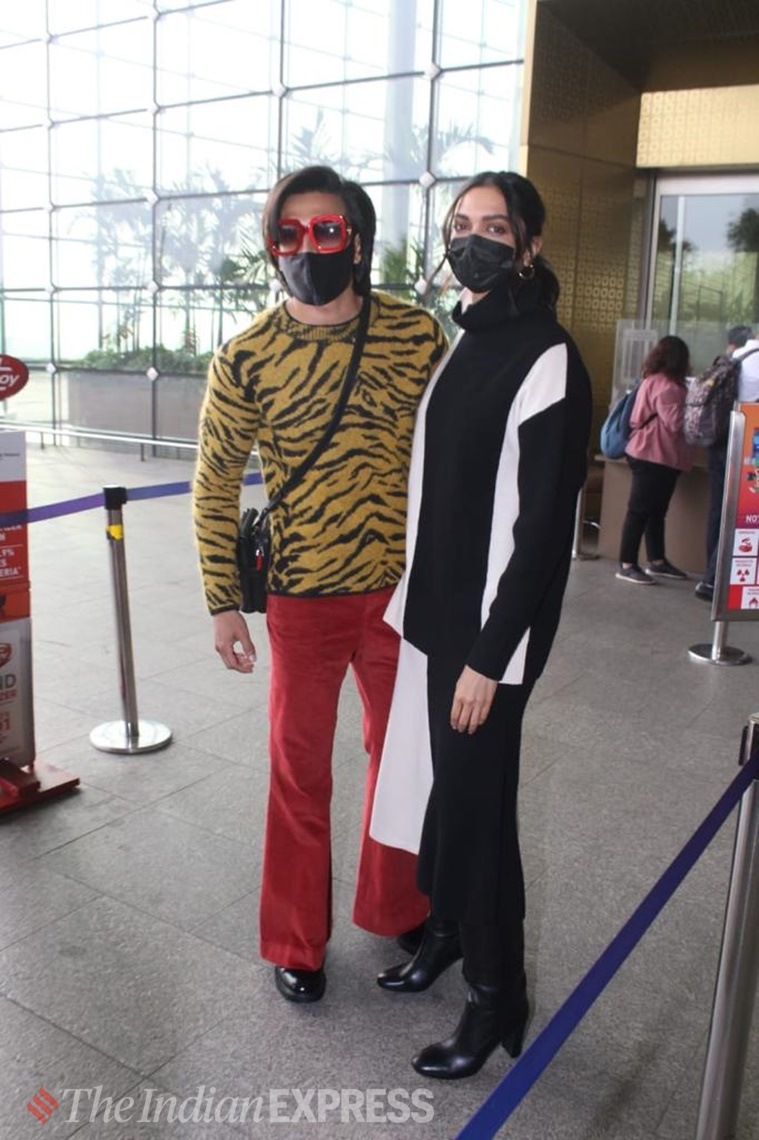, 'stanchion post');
90,485,172,755
571,483,598,561
106,486,138,739
695,714,759,1140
